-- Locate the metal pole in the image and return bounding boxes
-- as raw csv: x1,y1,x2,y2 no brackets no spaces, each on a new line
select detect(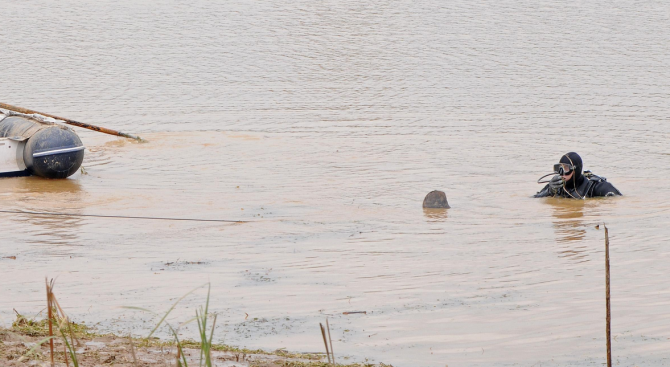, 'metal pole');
605,225,612,367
